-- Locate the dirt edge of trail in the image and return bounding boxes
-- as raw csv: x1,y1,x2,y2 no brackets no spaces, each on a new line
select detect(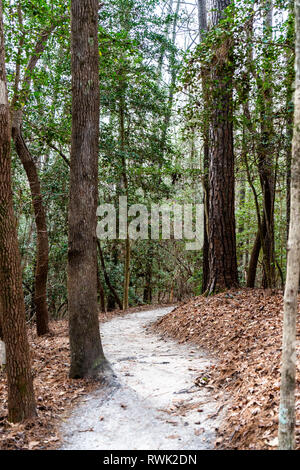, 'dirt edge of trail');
152,288,300,450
